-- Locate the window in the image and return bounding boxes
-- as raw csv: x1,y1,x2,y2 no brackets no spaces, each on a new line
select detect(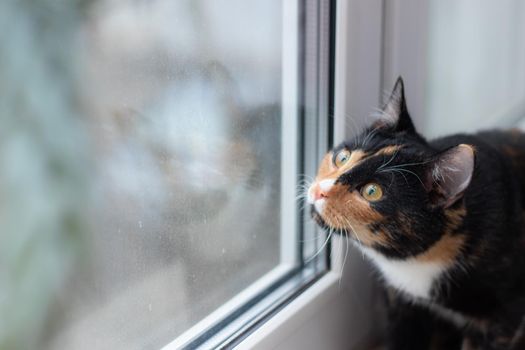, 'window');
2,0,334,349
